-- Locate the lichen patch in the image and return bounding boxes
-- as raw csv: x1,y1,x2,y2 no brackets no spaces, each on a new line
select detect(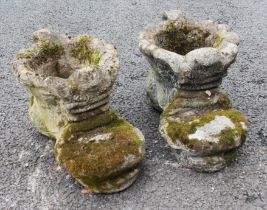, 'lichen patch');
78,133,113,143
163,108,247,155
55,112,144,191
188,116,235,143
